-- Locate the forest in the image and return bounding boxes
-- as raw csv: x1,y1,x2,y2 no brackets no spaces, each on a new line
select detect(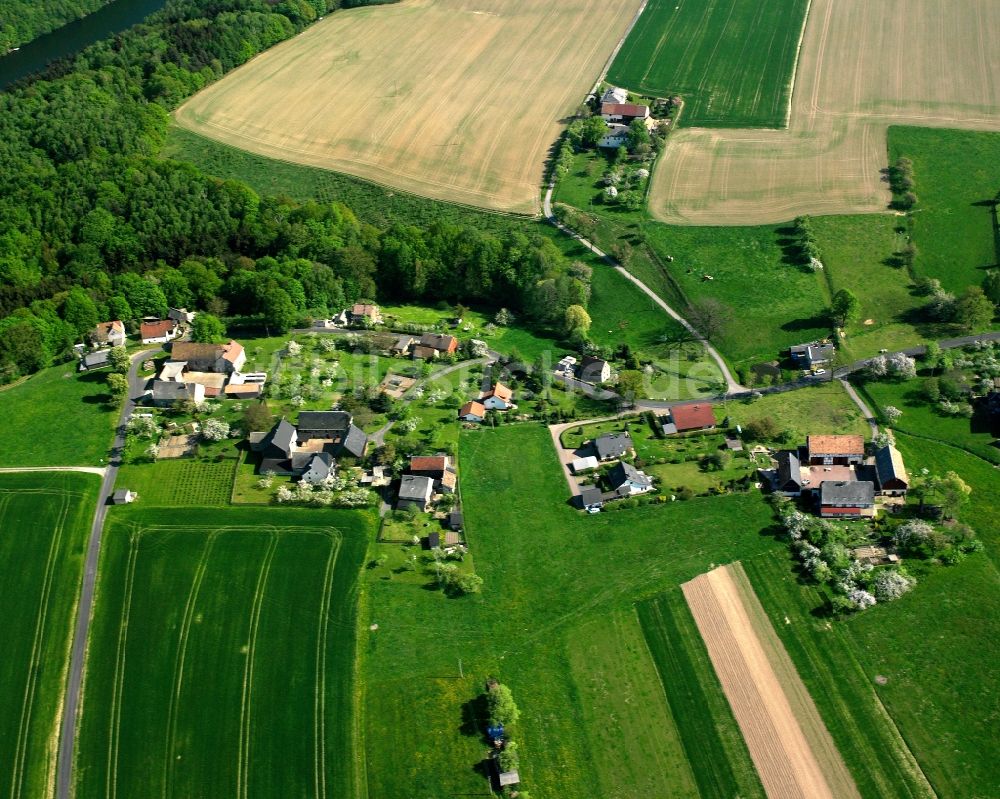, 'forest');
0,0,114,51
0,0,587,382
